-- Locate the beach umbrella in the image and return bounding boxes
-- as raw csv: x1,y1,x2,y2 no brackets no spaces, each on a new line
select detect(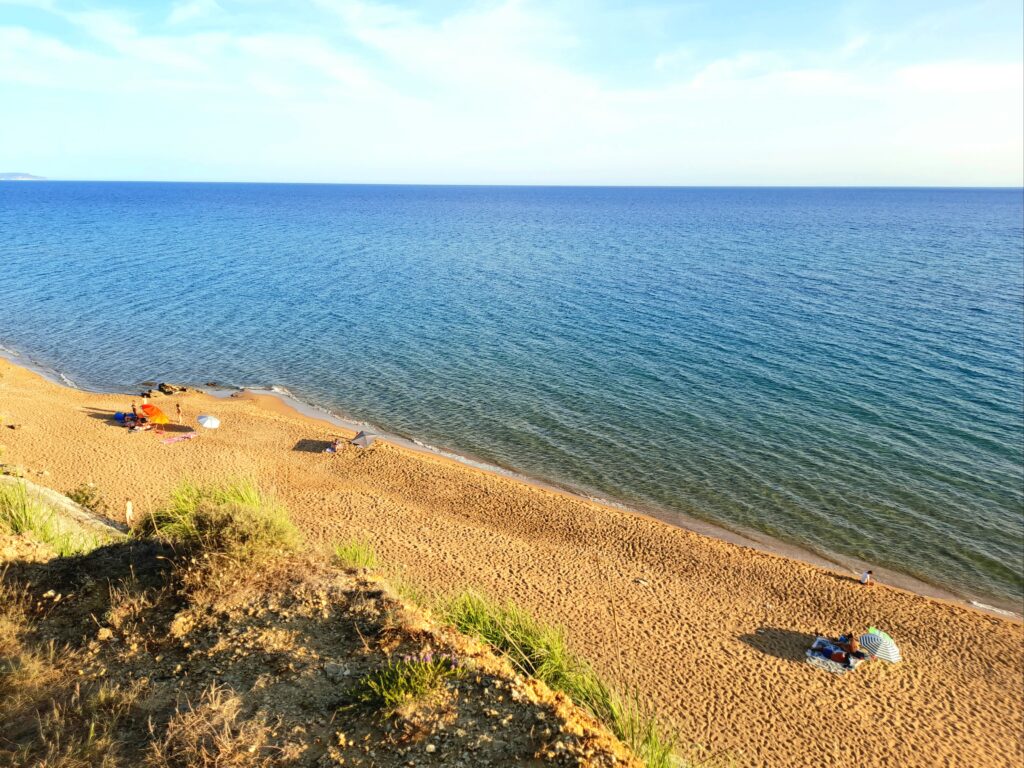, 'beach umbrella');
859,628,902,663
197,414,221,429
140,403,169,425
350,430,375,448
